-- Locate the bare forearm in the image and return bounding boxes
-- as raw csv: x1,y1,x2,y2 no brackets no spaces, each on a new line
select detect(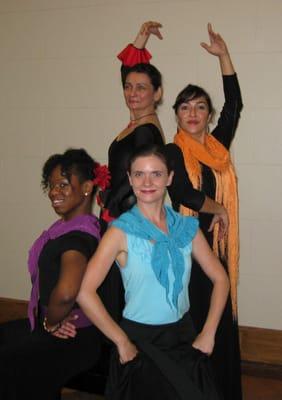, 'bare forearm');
219,52,235,75
78,290,128,347
201,275,230,337
199,196,223,215
133,21,163,49
46,291,76,326
133,32,148,49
